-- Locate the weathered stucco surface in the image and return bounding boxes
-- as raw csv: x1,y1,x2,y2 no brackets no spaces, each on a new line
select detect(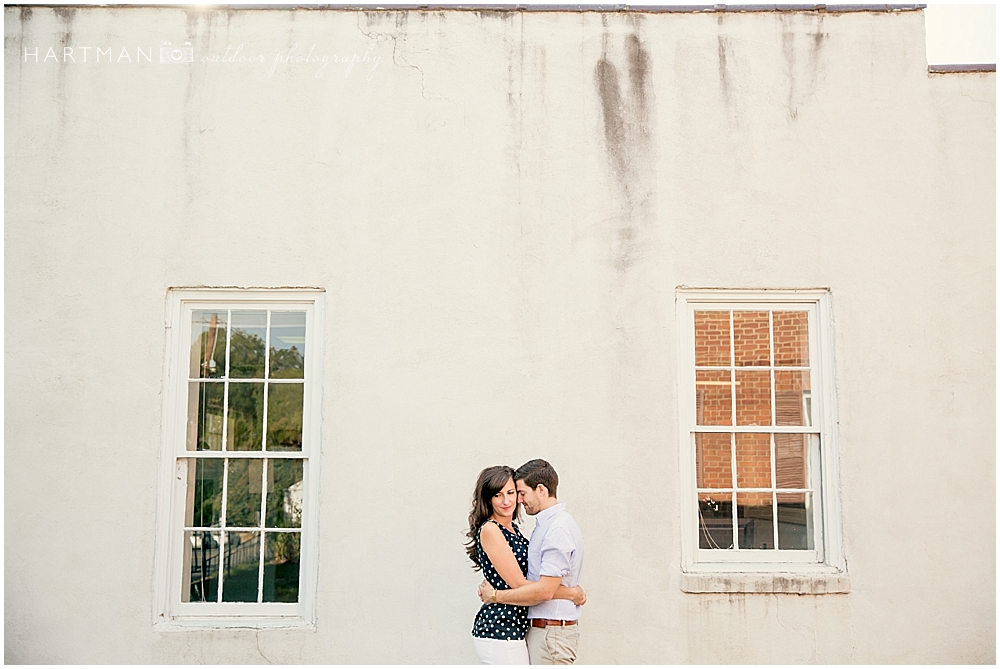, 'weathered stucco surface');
4,6,995,663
